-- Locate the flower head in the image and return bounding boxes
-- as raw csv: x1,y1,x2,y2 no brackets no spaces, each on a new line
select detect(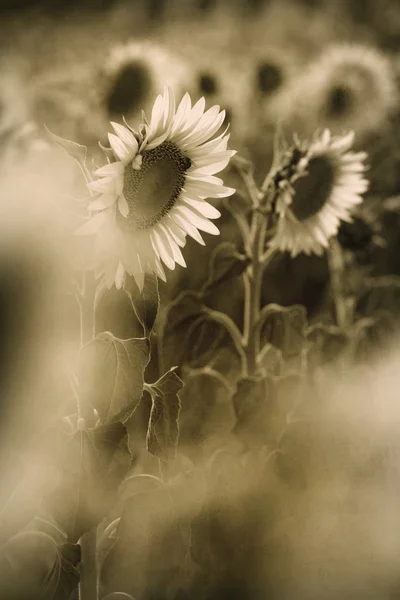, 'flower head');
102,41,193,120
269,129,369,256
273,44,397,140
77,86,236,289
